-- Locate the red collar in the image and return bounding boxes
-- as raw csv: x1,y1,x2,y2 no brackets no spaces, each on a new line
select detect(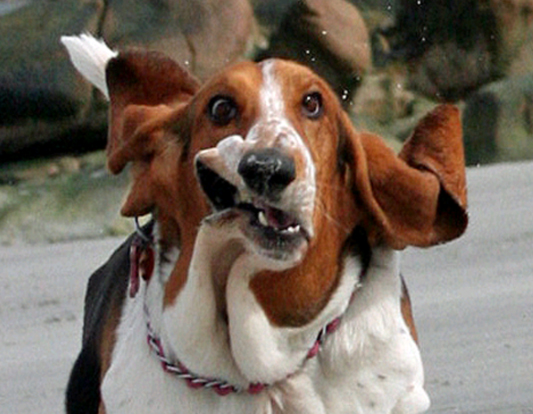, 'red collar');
129,220,155,298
